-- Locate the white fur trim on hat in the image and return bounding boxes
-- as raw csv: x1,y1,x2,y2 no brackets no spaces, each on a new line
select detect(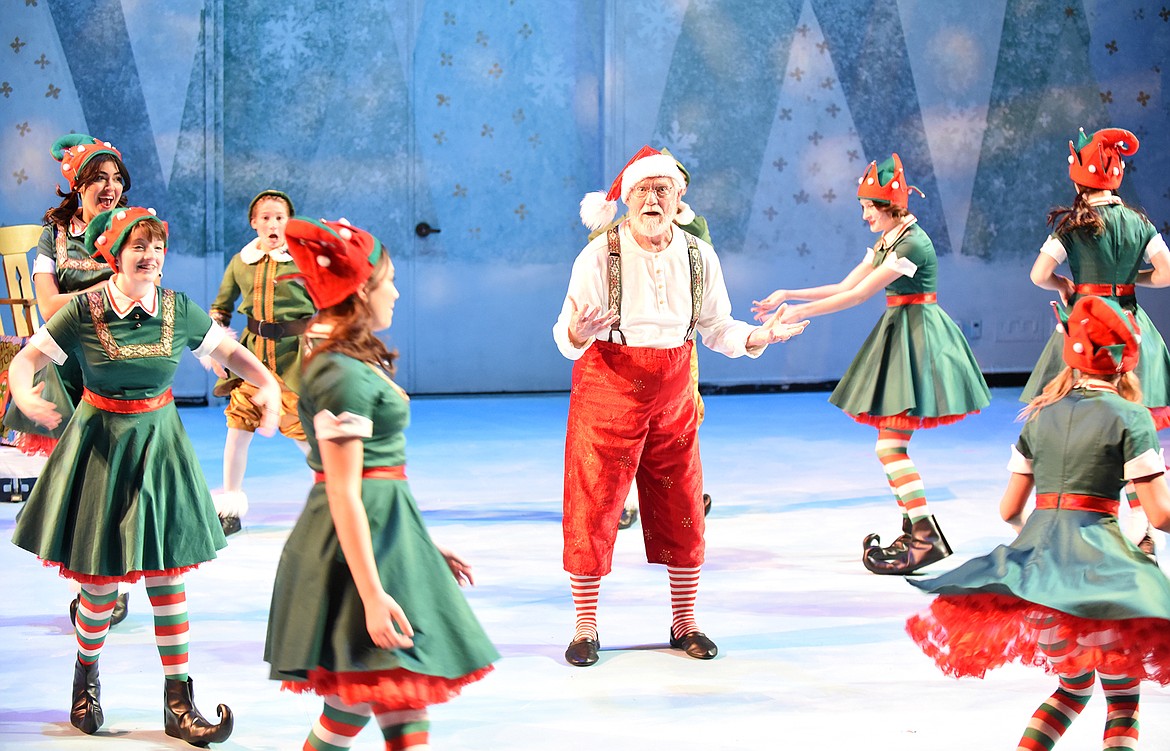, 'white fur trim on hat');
676,201,696,226
580,190,617,231
619,154,685,202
